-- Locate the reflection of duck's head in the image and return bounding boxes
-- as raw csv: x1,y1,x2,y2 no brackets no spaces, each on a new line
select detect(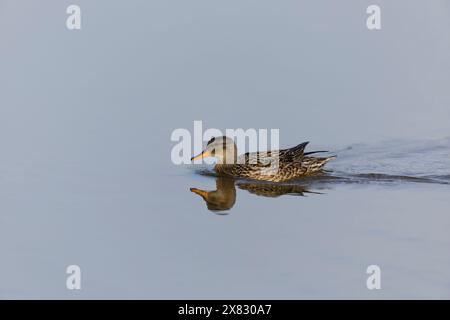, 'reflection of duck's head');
191,136,237,164
190,177,236,212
